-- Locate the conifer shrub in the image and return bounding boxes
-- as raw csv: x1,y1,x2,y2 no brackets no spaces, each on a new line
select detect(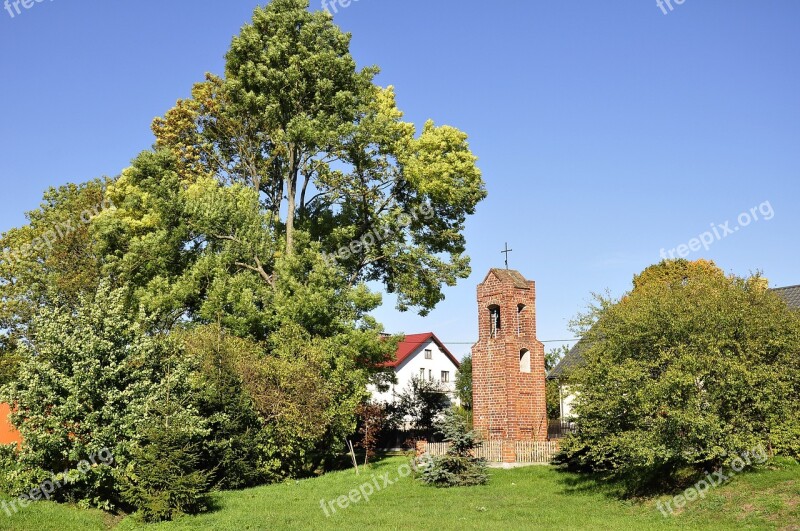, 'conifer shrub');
418,409,488,487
